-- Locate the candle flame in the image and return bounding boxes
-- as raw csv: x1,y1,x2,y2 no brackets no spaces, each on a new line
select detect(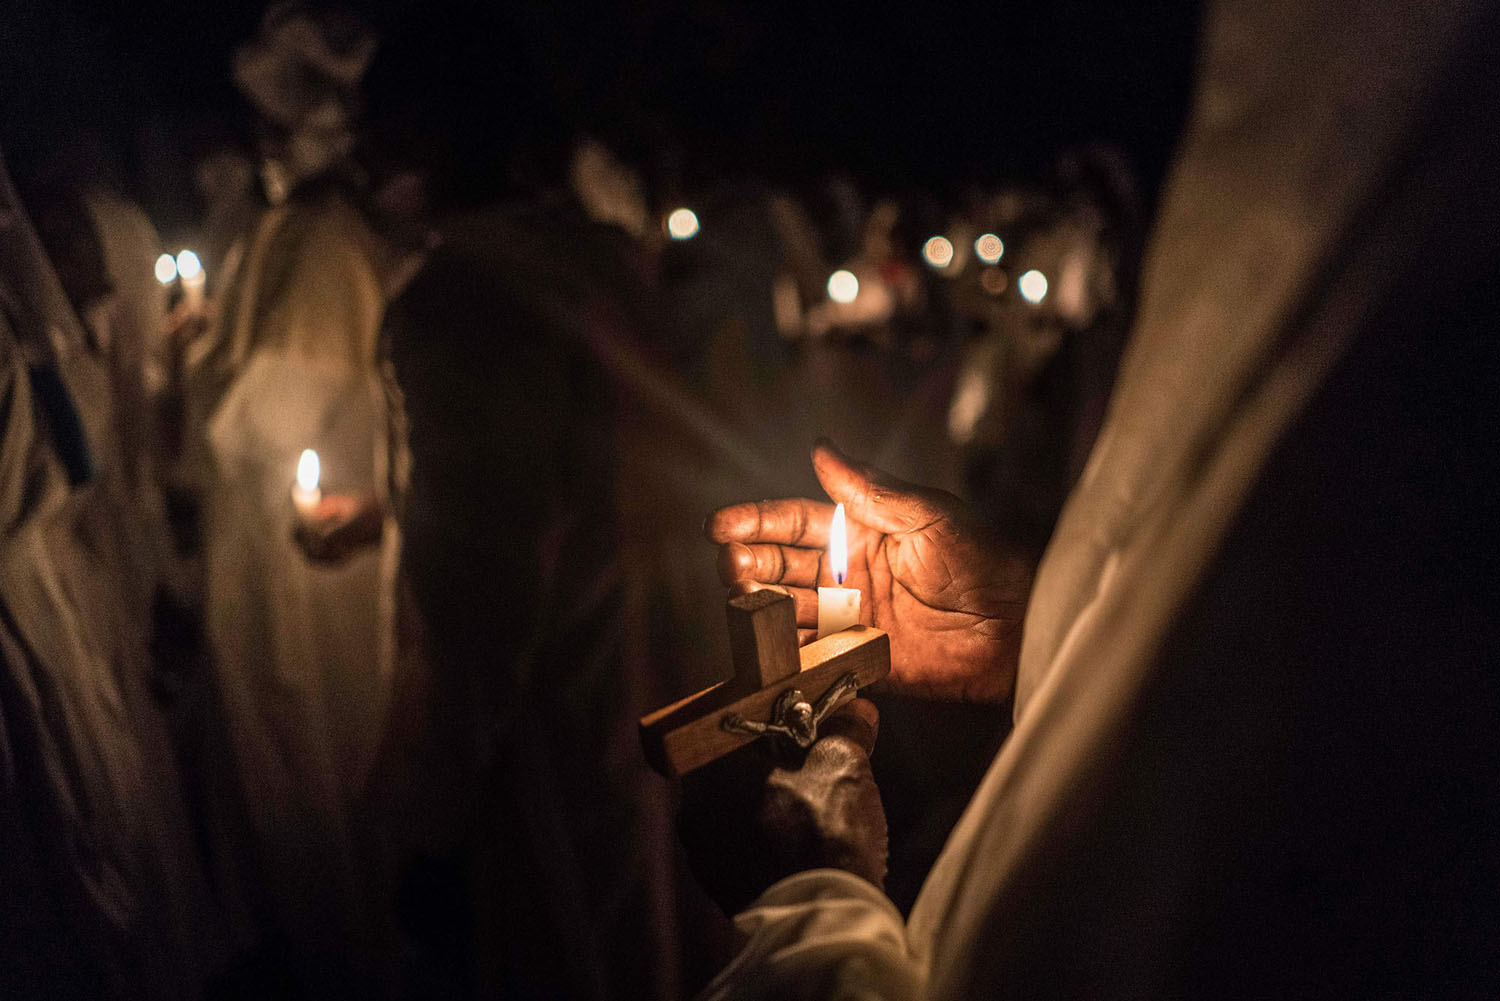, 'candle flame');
830,502,848,585
922,235,955,269
1018,269,1048,304
827,269,859,304
296,449,320,491
176,249,203,282
666,207,700,240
